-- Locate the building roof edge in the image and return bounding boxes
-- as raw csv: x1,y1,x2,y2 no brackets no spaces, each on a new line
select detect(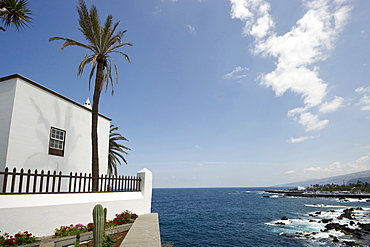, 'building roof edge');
0,74,112,121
